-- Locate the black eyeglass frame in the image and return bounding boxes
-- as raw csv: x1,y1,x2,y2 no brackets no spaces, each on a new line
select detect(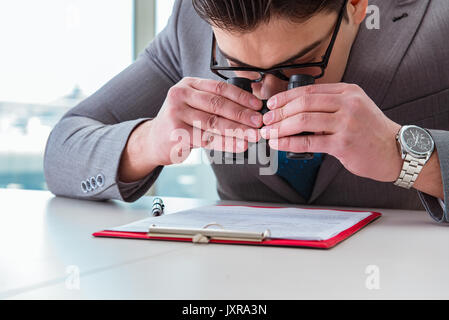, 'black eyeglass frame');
210,0,349,83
